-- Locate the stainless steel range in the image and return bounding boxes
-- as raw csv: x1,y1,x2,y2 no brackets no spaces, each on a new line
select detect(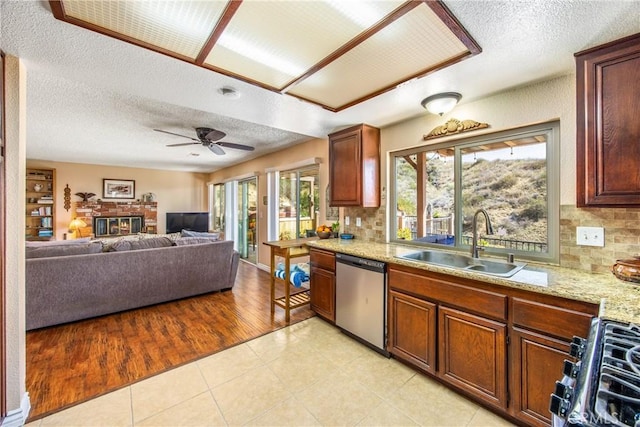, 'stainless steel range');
550,318,640,426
